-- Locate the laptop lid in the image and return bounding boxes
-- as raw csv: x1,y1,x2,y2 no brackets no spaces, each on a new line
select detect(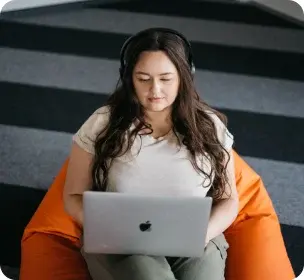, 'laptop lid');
83,191,212,257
